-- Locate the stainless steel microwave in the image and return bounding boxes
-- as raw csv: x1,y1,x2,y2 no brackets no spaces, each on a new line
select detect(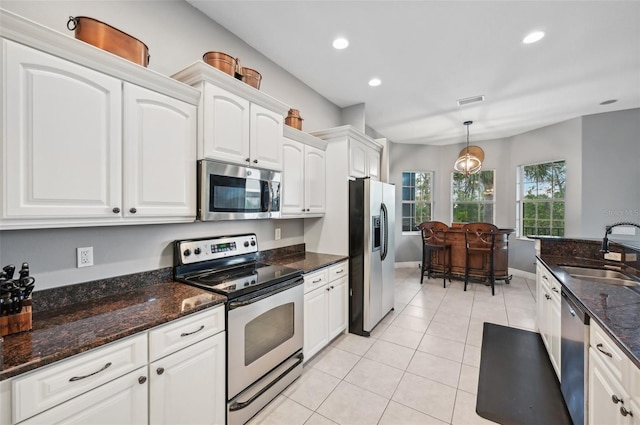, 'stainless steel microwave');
198,159,281,221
